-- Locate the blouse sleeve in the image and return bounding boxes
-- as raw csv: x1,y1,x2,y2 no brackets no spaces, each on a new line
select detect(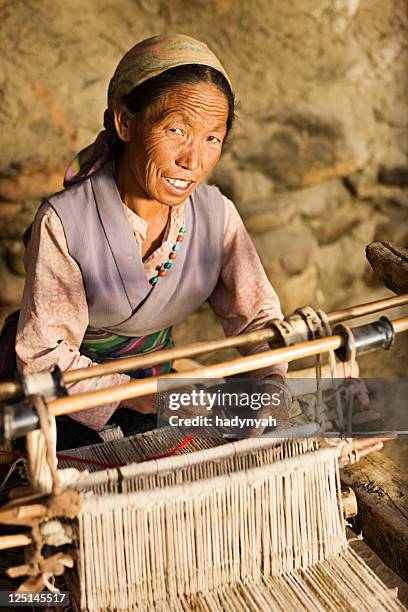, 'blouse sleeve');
208,195,288,380
15,203,132,431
